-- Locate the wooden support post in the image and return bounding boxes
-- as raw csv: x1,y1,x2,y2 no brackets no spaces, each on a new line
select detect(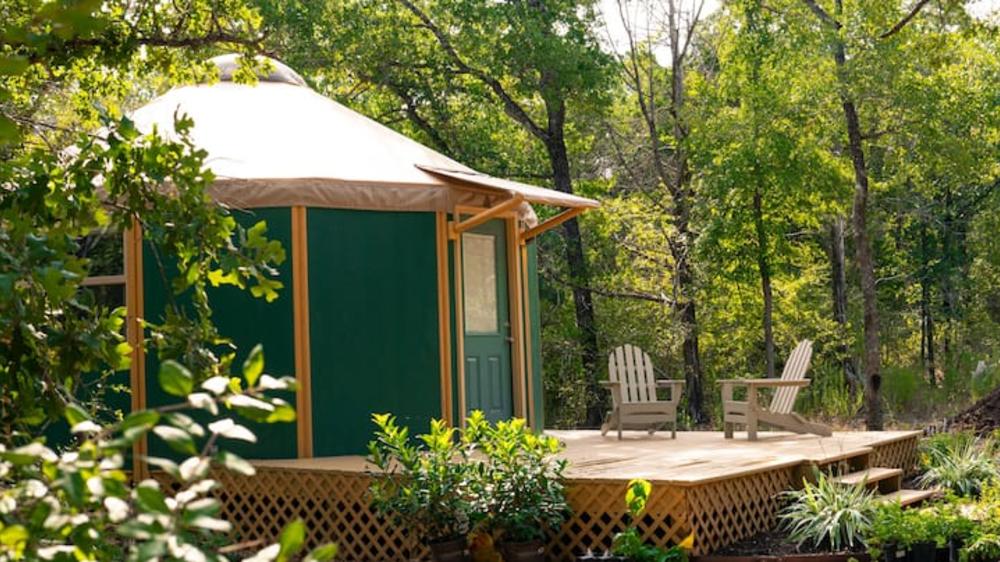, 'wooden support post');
521,207,585,241
521,243,536,430
450,195,524,238
452,211,467,427
291,207,313,458
435,212,453,424
125,220,147,481
507,219,526,419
